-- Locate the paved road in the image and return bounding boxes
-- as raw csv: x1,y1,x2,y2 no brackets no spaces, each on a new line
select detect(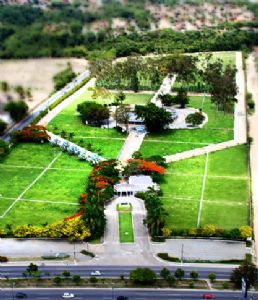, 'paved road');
0,265,235,280
0,288,255,300
1,70,91,141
